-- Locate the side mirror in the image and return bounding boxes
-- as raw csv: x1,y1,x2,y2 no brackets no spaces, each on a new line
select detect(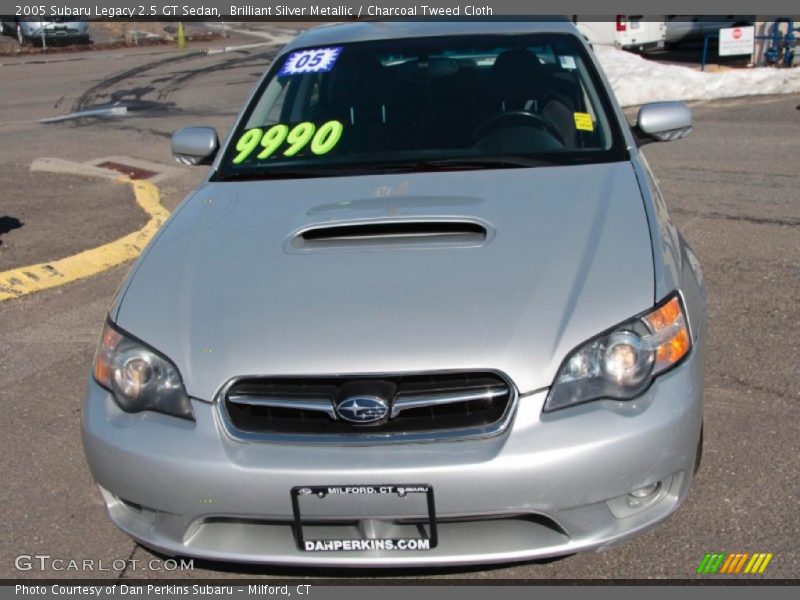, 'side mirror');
634,101,692,145
171,127,219,165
